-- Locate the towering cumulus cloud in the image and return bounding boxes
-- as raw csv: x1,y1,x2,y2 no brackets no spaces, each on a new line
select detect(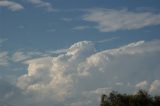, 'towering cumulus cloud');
16,40,160,106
